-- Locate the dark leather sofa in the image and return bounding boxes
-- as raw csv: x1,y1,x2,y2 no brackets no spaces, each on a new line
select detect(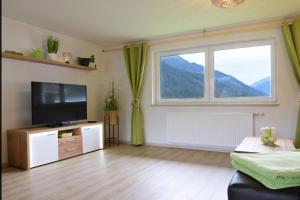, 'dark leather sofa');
228,171,300,200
